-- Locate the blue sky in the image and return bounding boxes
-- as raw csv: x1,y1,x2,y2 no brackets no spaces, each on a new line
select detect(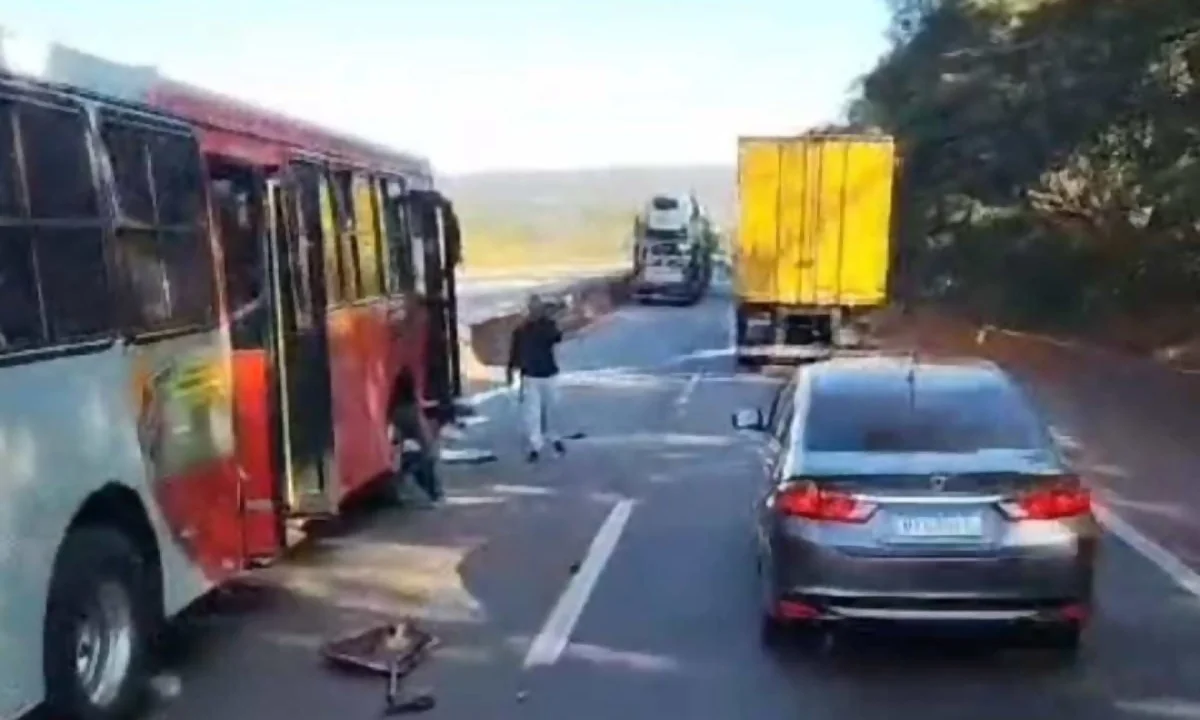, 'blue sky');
0,0,889,173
